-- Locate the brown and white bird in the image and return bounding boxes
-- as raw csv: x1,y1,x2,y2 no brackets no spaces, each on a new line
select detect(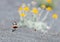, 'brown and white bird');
12,21,18,32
